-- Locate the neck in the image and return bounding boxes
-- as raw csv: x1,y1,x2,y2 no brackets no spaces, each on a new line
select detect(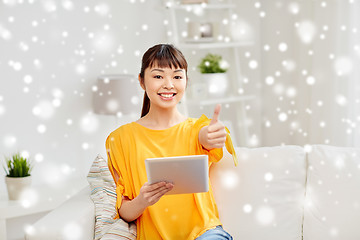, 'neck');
140,105,186,129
